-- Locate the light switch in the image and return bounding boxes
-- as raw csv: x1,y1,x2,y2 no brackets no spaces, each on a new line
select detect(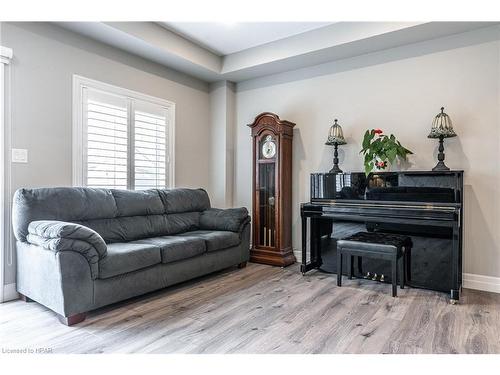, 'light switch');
12,148,28,163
